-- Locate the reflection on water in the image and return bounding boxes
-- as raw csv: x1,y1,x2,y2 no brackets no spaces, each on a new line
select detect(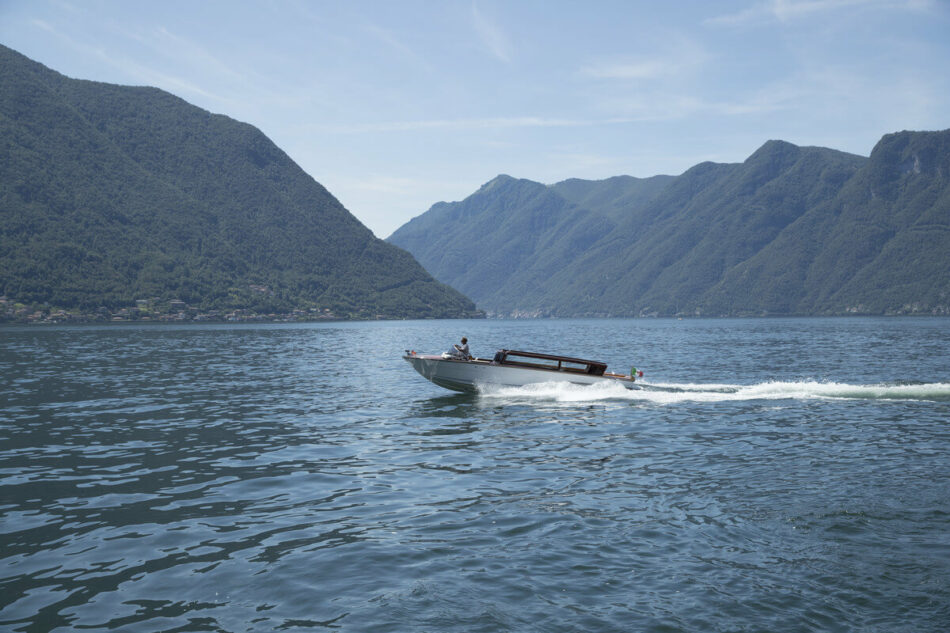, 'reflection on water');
2,319,949,632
